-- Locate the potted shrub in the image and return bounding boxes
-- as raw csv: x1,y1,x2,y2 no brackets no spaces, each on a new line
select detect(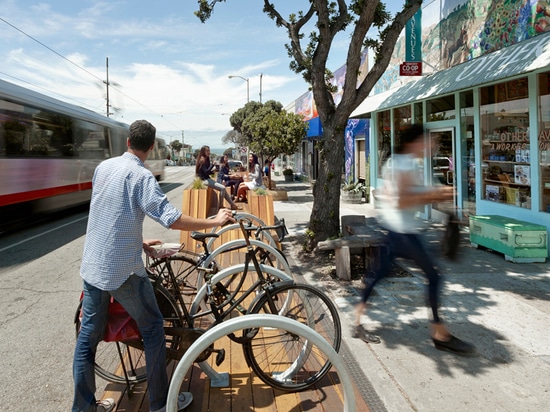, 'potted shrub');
283,168,294,182
341,180,367,204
